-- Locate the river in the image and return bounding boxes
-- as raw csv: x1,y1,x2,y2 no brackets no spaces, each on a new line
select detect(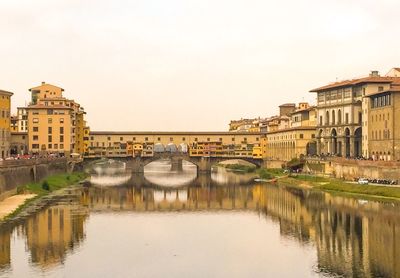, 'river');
0,160,399,277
